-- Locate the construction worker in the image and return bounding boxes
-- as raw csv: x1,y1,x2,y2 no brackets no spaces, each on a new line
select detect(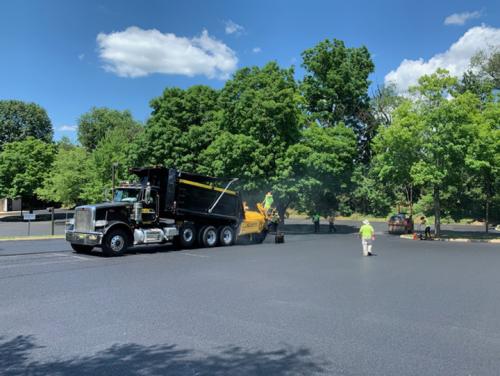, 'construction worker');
328,212,337,233
270,209,280,233
263,192,274,214
419,216,432,239
359,219,375,256
313,214,320,233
